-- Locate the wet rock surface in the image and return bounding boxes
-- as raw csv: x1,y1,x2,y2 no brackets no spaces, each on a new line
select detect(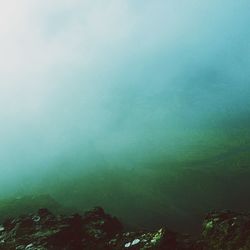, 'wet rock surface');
0,208,249,249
